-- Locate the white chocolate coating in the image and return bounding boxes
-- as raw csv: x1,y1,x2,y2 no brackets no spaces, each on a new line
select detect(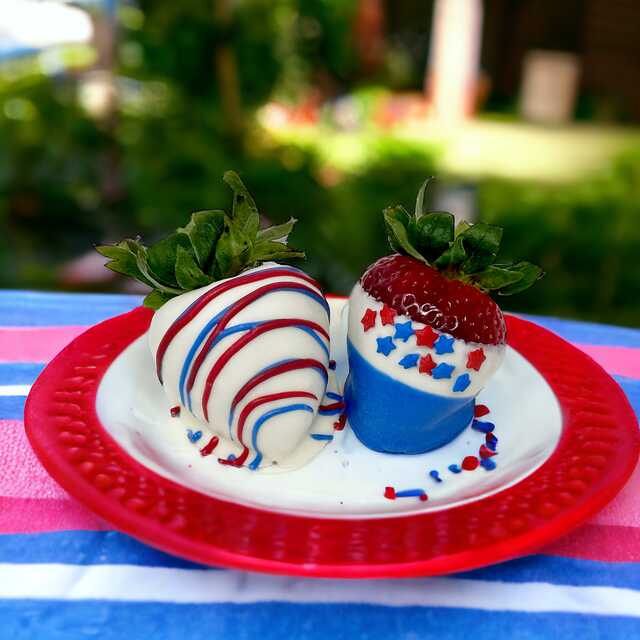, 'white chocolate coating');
148,263,334,470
